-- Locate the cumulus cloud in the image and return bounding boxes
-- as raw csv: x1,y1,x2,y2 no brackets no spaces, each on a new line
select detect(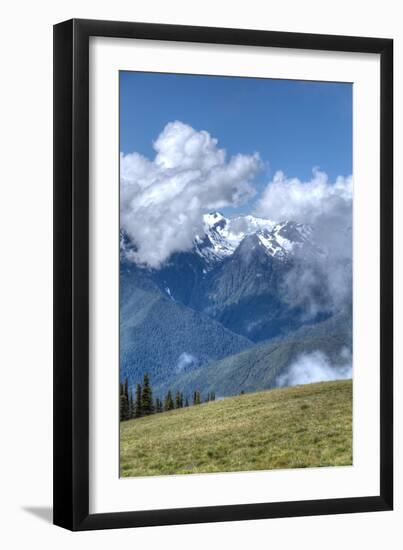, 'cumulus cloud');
254,169,353,318
254,168,352,224
276,348,352,387
121,121,261,268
